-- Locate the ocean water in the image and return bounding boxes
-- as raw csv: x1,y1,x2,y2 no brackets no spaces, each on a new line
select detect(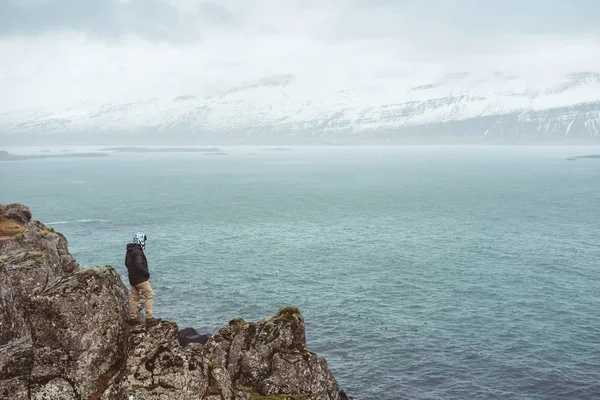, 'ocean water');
1,145,600,400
